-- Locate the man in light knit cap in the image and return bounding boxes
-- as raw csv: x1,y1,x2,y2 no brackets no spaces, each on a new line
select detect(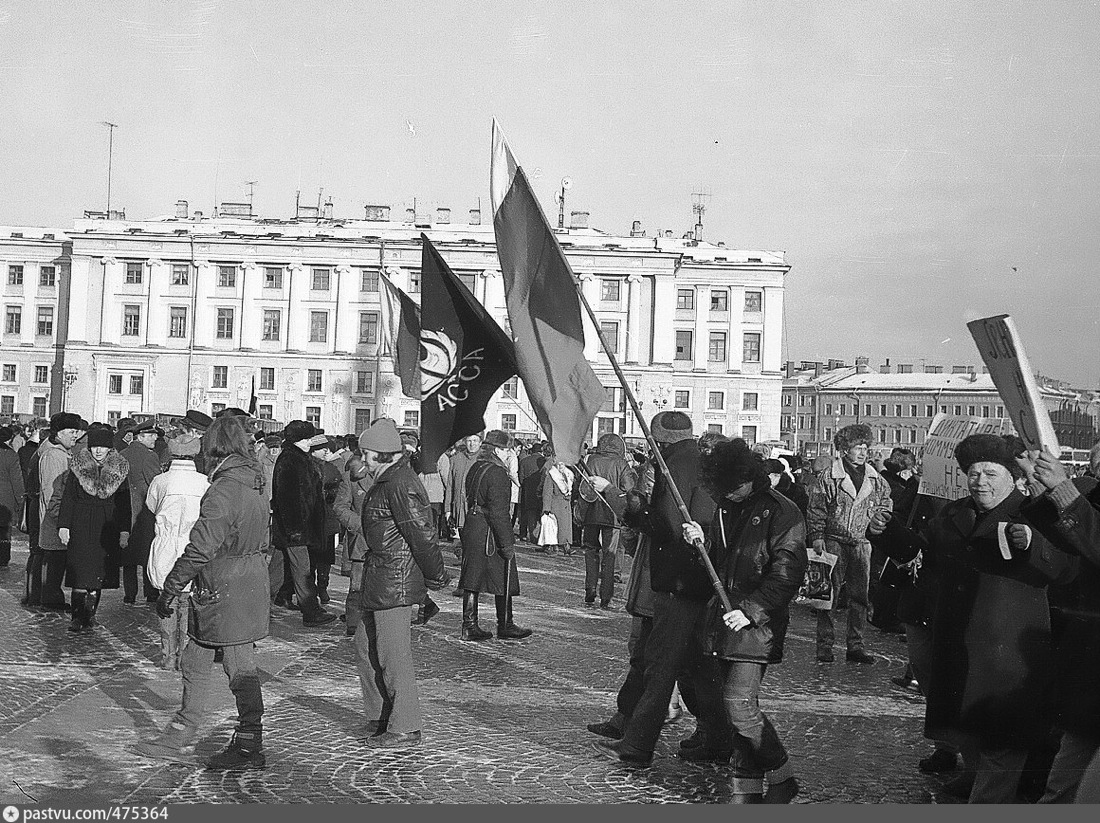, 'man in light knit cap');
146,435,210,670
